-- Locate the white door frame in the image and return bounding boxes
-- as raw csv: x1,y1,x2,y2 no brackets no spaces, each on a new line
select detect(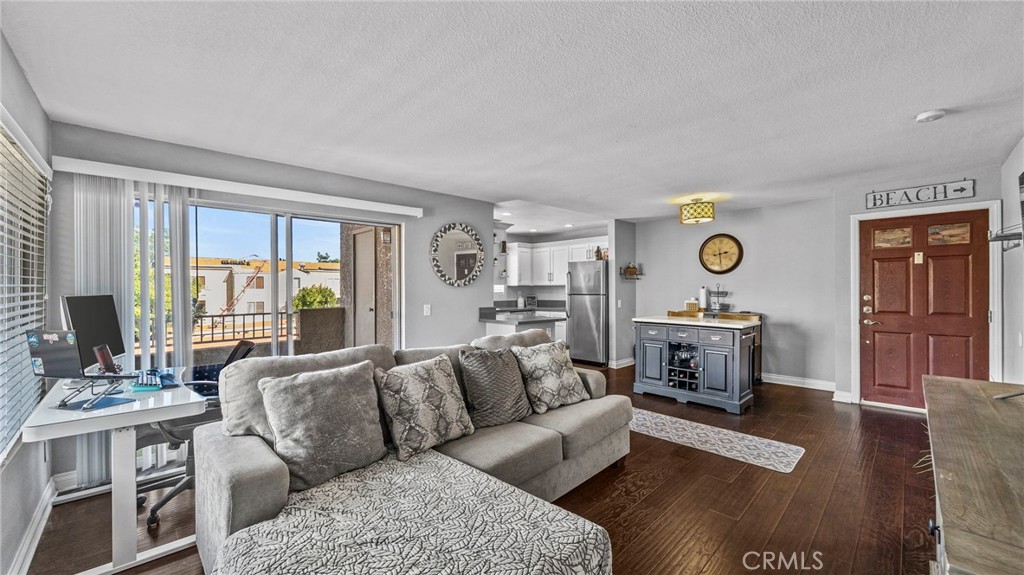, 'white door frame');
849,200,1003,409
